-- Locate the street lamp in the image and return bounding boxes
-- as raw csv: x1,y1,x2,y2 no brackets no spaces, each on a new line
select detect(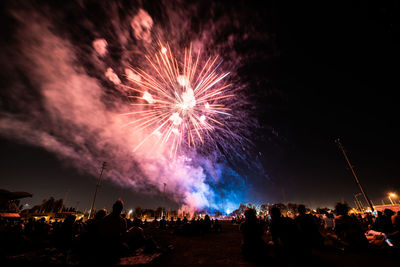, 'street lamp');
388,193,397,205
128,209,133,219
